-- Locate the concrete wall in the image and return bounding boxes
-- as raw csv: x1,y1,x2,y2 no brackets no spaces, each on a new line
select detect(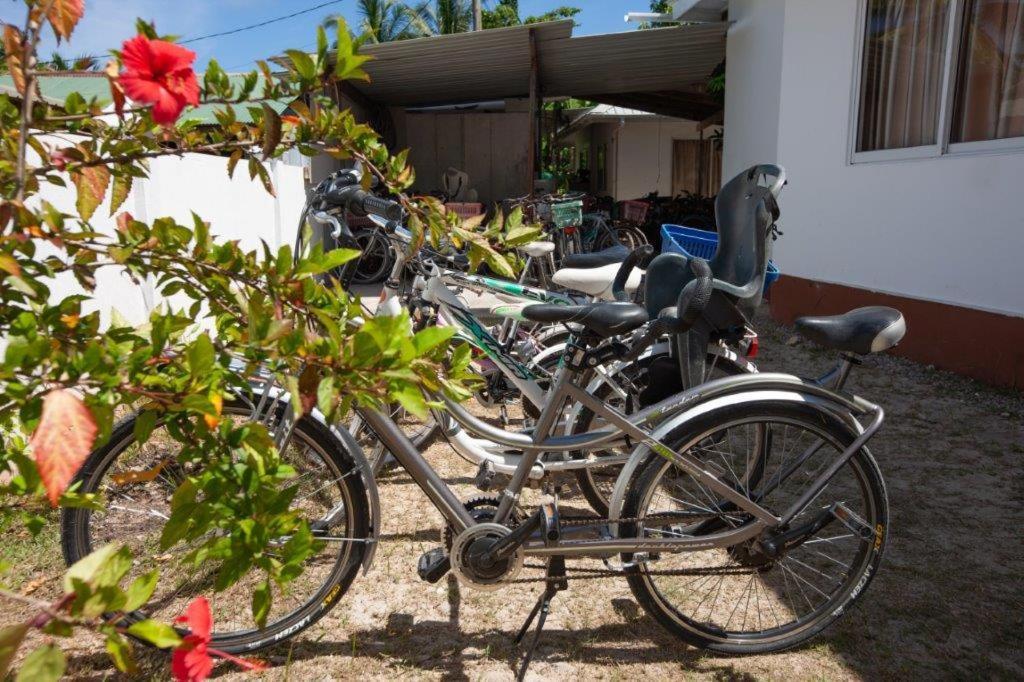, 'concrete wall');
725,0,1024,318
722,0,786,181
37,148,307,327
